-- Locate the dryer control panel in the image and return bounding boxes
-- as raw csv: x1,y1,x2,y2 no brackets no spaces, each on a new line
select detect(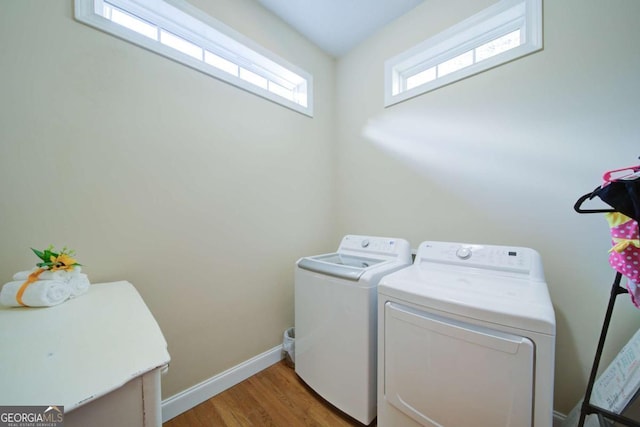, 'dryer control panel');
416,241,544,280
